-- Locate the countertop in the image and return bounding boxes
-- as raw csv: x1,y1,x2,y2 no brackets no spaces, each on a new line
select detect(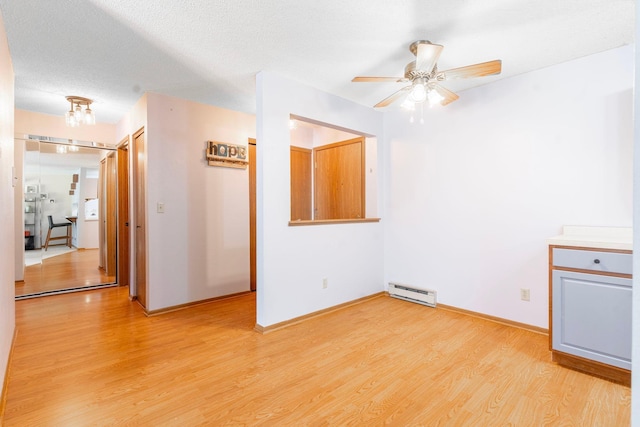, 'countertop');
546,225,632,251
